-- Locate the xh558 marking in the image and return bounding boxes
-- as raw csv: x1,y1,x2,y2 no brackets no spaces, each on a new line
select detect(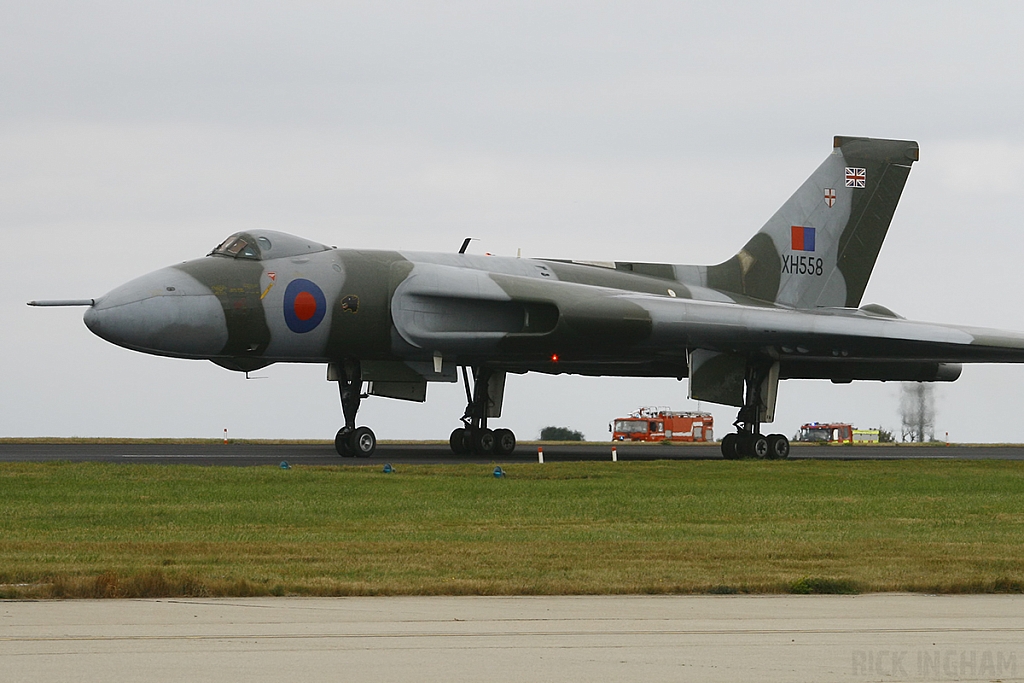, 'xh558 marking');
30,136,1024,459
